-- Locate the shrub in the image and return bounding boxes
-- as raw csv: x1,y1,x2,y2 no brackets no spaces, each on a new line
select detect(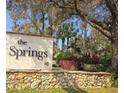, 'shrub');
83,64,97,71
